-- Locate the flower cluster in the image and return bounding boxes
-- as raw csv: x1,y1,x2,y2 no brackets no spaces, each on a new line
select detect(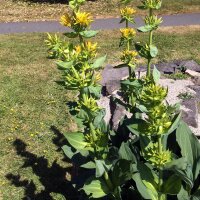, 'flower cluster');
120,27,136,40
120,7,136,22
144,15,163,30
141,0,162,9
143,143,172,168
121,50,138,65
60,11,93,31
